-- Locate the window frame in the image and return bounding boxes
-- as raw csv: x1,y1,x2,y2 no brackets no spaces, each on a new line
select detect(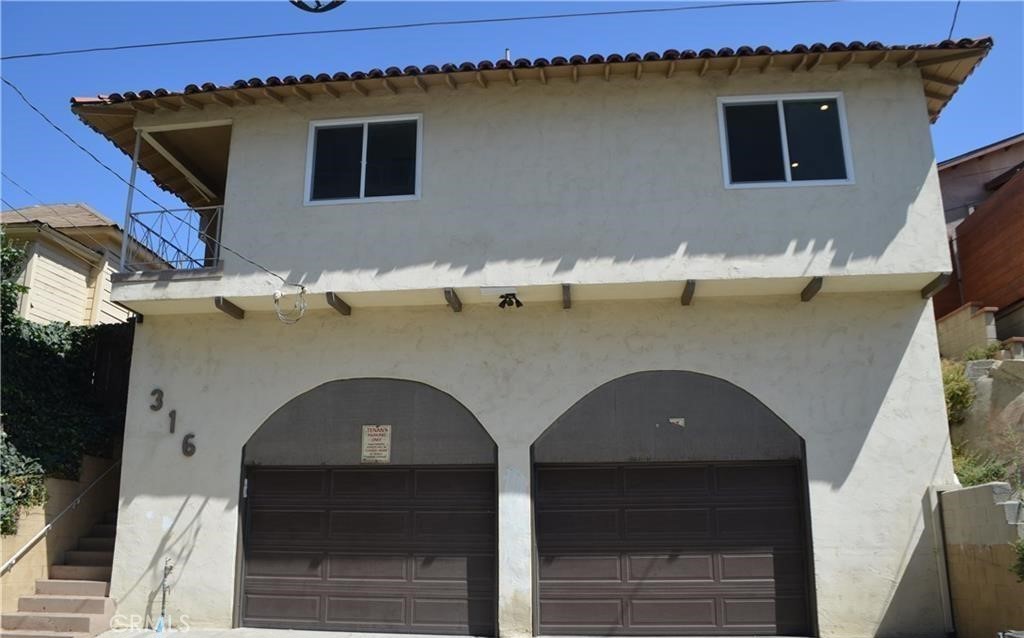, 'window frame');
717,92,855,189
304,113,423,206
